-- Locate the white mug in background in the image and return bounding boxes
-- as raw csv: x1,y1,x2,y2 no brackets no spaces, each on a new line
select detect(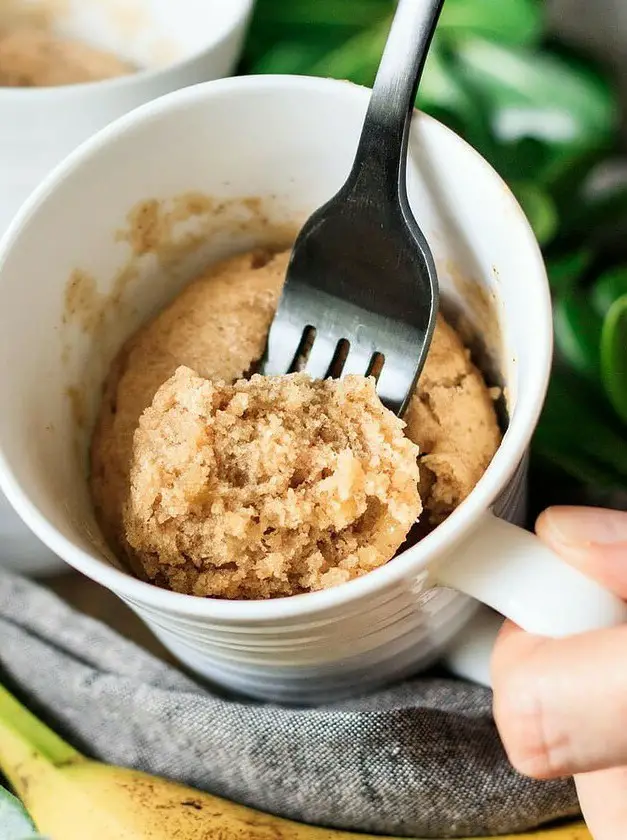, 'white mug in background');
0,76,624,703
0,0,253,574
0,0,253,235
